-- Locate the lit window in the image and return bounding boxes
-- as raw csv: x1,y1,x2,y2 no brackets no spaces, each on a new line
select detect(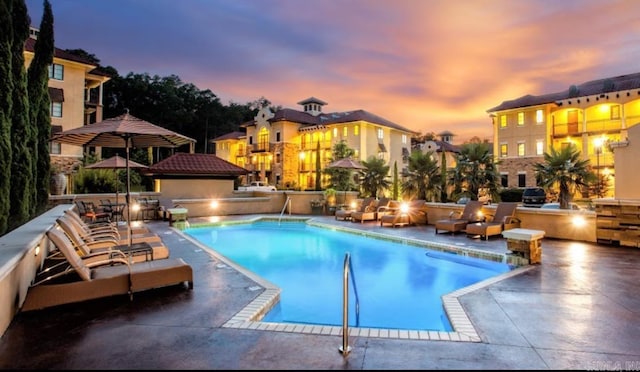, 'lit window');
48,64,63,80
50,102,62,117
343,127,347,137
500,143,508,157
333,128,338,137
536,140,544,155
517,112,524,126
517,142,525,156
354,125,359,136
401,134,407,144
611,105,620,119
500,115,507,128
377,128,383,139
536,109,544,124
